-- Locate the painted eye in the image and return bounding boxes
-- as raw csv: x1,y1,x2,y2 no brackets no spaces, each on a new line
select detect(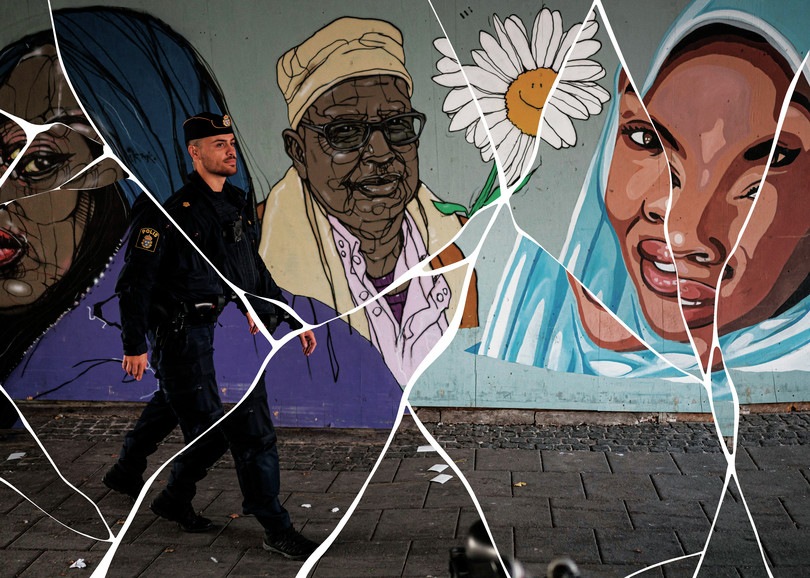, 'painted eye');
24,154,55,174
770,146,800,168
630,130,656,148
325,123,366,149
621,125,661,151
4,145,23,166
14,151,73,182
744,140,800,168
